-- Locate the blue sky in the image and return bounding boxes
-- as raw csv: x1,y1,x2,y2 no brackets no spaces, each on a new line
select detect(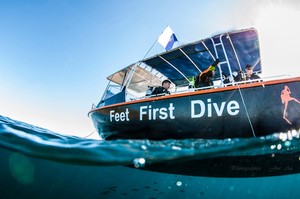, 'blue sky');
1,0,300,138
